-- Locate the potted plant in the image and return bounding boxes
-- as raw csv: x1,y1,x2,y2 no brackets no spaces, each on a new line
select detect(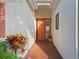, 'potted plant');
48,36,52,42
